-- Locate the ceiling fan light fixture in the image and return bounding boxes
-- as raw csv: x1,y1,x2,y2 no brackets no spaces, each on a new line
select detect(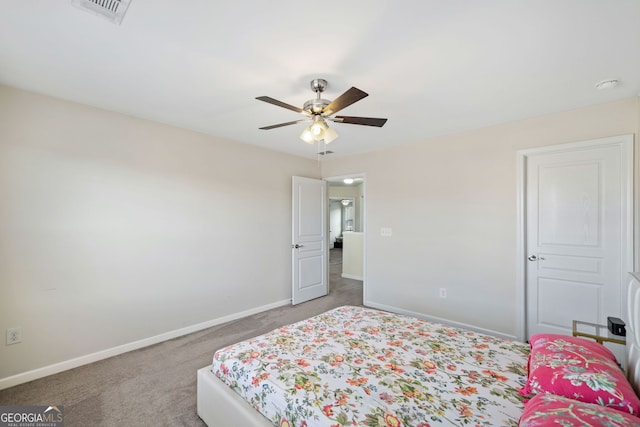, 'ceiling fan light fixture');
311,123,324,137
310,116,326,137
300,126,315,144
323,125,338,143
